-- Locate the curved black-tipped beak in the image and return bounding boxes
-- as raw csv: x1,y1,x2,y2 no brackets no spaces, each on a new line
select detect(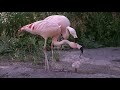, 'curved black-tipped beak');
80,47,83,54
